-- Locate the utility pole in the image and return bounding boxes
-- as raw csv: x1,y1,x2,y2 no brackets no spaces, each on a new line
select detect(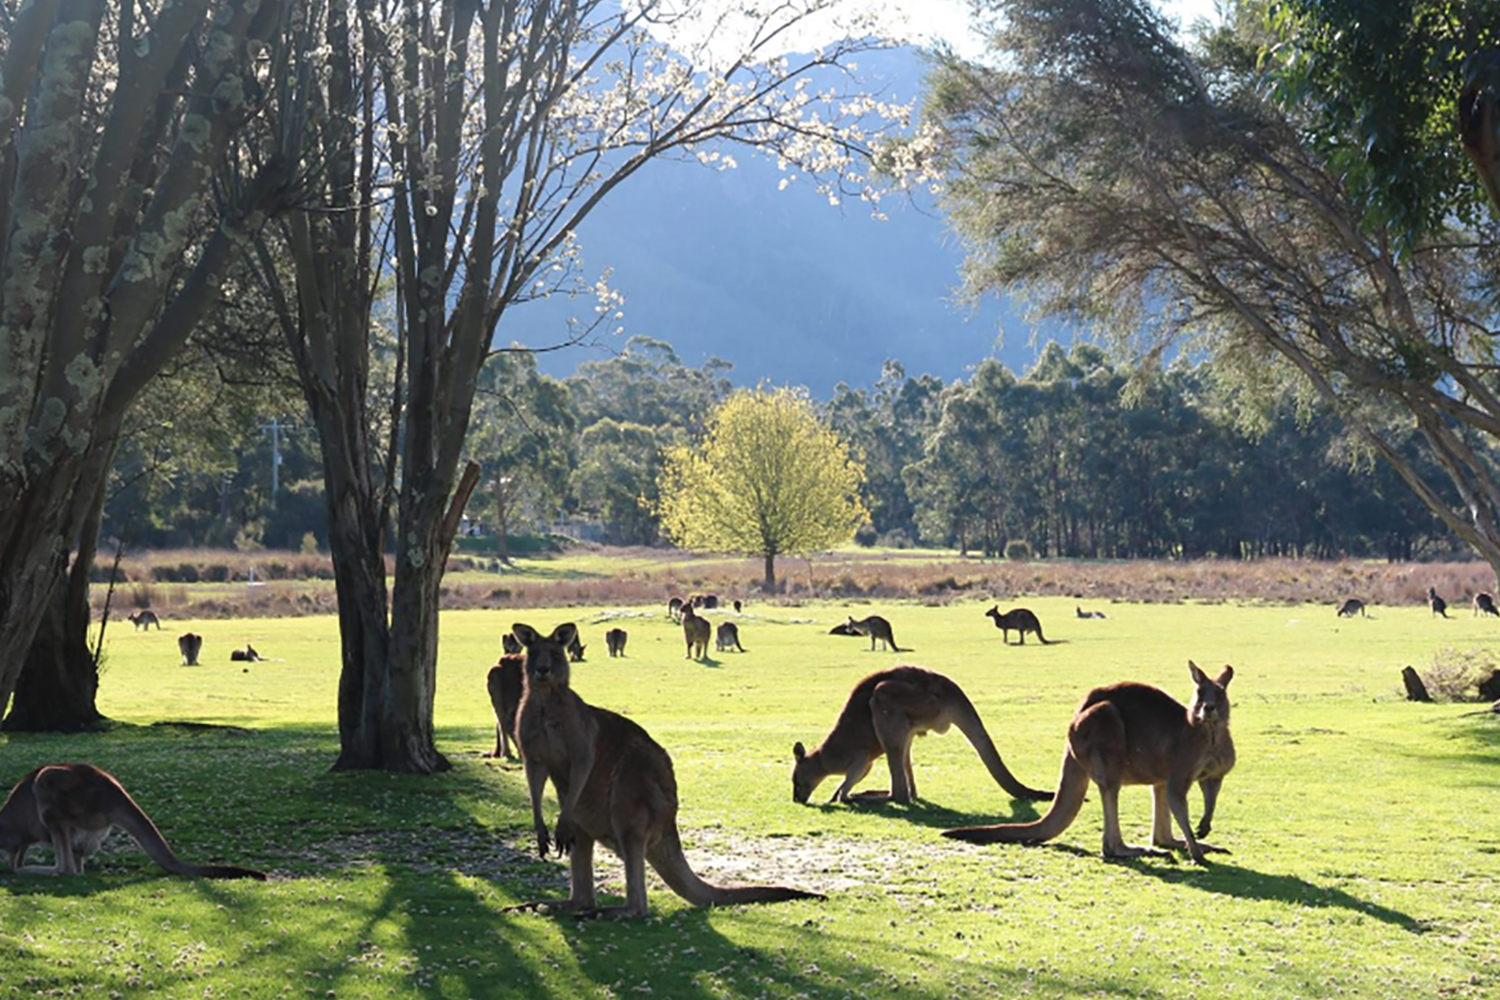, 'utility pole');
260,418,292,505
